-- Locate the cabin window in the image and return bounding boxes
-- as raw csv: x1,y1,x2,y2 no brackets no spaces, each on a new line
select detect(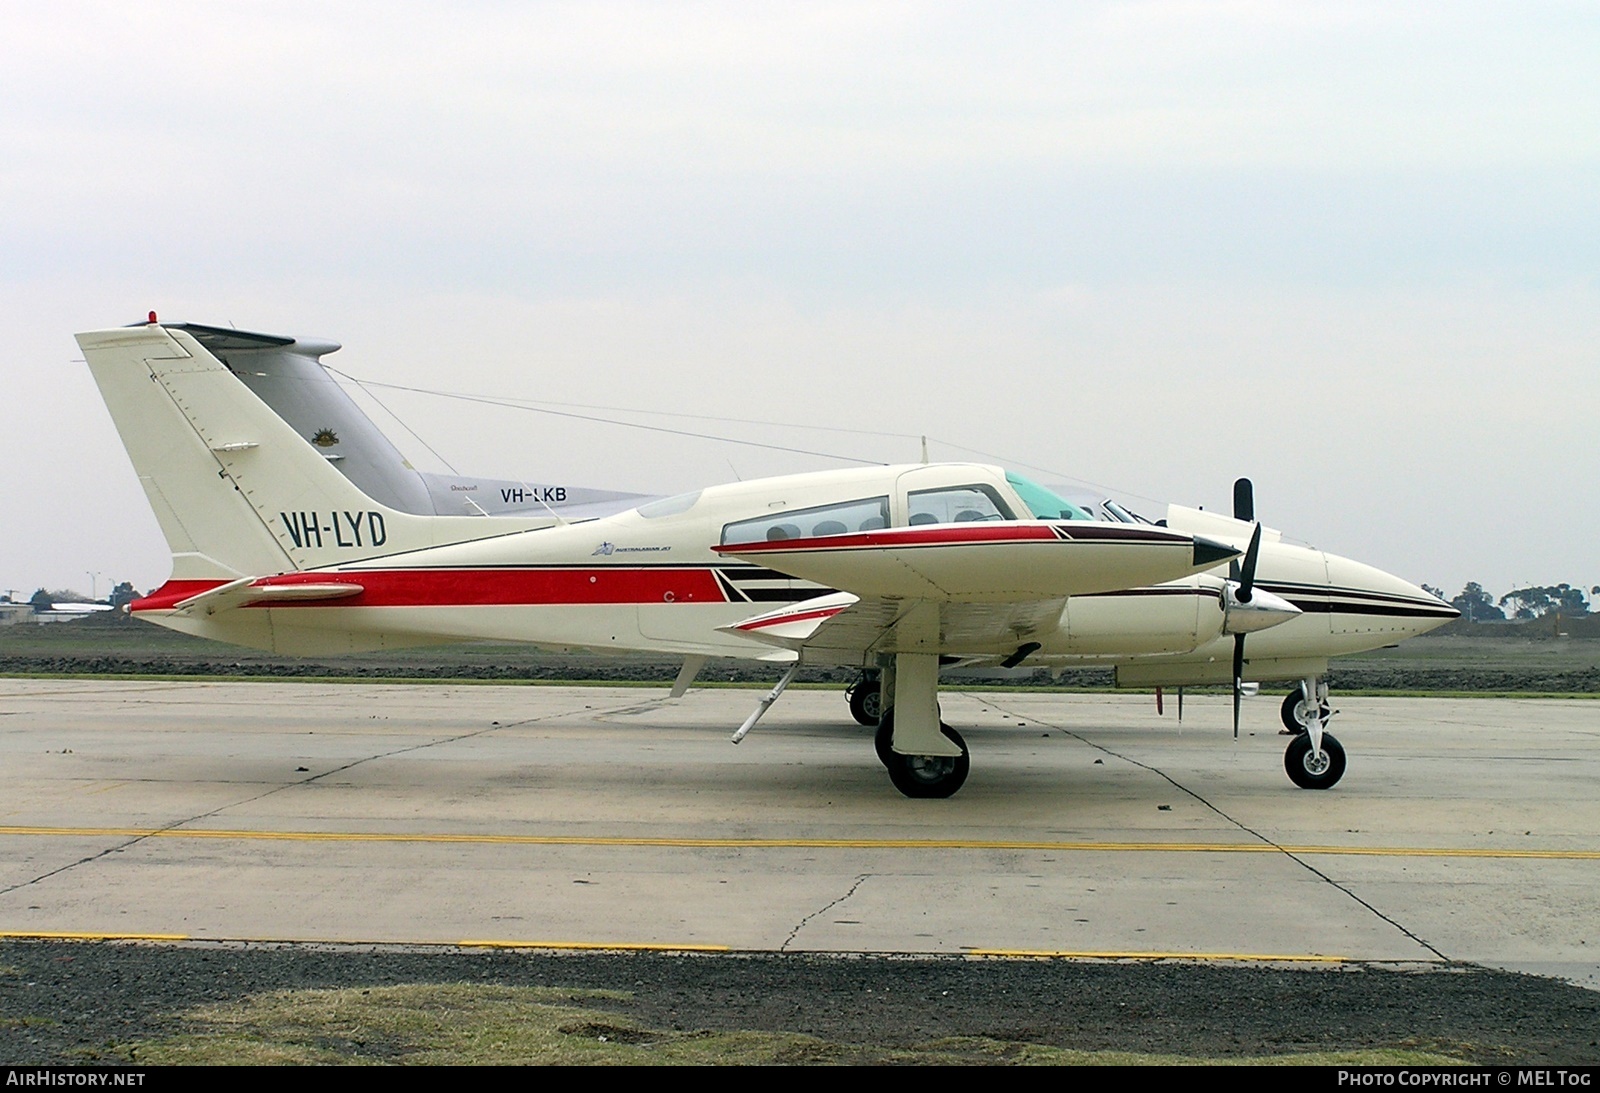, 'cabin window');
721,496,890,545
906,484,1014,525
